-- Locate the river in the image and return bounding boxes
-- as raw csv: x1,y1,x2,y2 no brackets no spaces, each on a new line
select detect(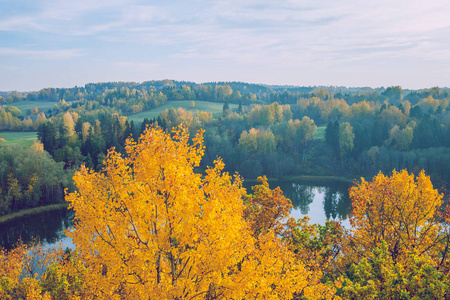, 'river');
0,179,351,250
